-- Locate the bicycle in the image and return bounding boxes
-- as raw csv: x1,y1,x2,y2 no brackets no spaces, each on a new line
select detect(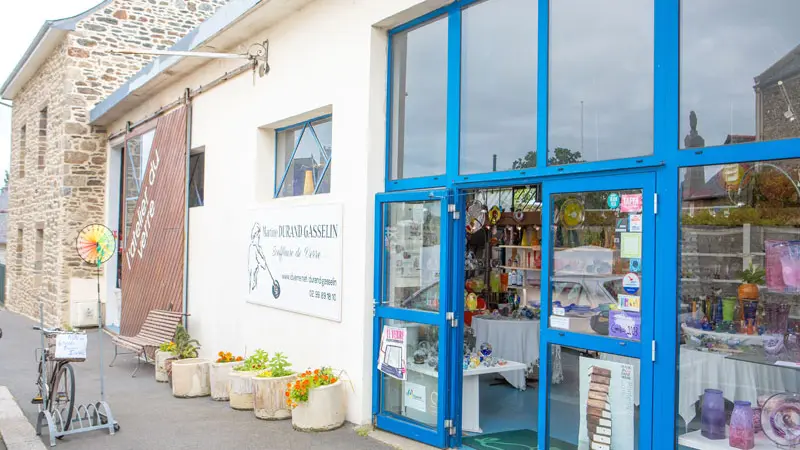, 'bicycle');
32,326,78,432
